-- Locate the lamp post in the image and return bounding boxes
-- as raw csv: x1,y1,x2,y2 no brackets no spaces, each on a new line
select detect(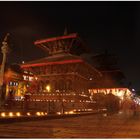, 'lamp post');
0,33,10,106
